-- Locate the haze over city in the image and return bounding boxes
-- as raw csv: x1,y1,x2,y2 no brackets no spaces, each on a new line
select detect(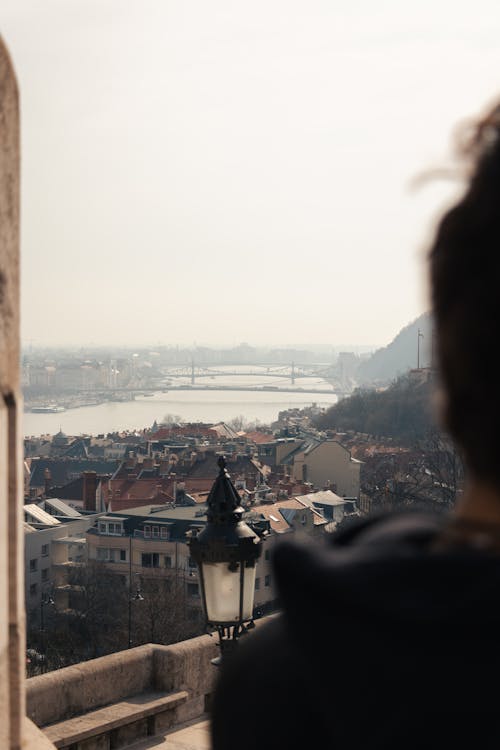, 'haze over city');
2,1,499,349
